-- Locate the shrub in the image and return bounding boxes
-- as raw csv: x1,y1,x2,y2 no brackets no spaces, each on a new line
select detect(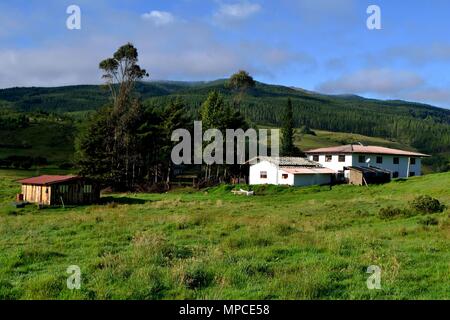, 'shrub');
378,206,407,219
410,196,445,214
183,265,214,290
419,216,439,226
